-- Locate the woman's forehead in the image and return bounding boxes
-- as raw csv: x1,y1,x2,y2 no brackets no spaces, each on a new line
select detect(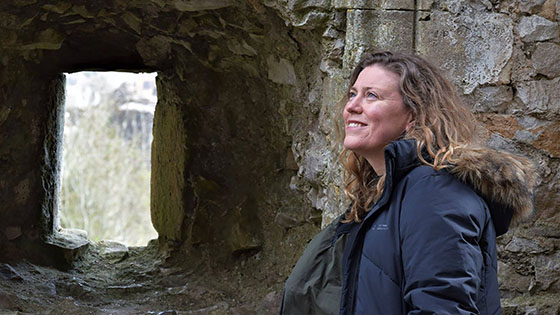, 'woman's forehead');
352,64,400,92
